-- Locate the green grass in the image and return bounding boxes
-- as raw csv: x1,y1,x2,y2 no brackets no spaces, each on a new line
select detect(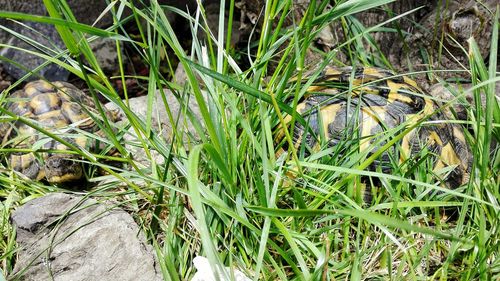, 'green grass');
1,0,499,280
